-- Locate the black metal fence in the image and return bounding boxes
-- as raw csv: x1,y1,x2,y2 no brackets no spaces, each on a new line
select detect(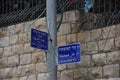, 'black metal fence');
0,0,120,29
